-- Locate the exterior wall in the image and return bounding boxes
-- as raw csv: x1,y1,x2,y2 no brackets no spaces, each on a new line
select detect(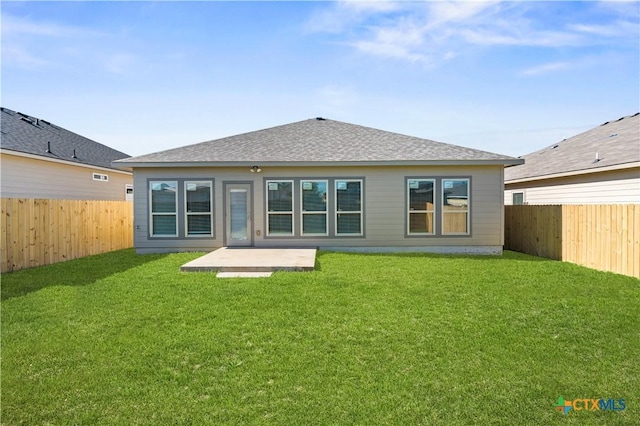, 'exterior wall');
1,152,132,200
505,167,640,205
132,165,505,253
